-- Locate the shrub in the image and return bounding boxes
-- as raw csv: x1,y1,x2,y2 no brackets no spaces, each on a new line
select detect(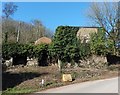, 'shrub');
2,42,49,66
33,44,49,66
90,28,107,56
79,43,91,59
2,43,34,60
33,44,48,57
49,26,80,63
